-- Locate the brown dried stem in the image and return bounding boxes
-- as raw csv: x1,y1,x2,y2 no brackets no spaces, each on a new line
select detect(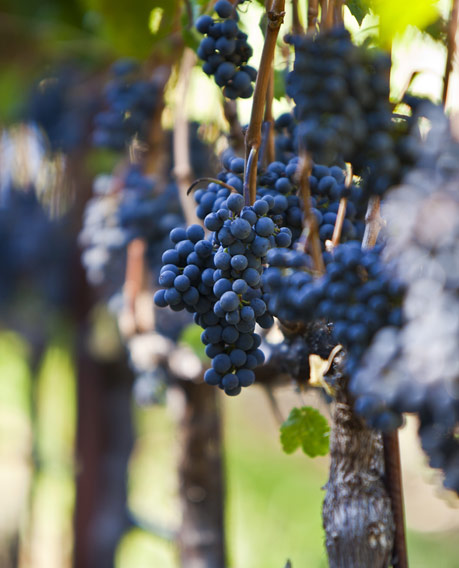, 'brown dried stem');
187,177,238,196
362,195,408,568
383,432,408,568
245,0,286,205
173,48,201,226
298,151,325,274
291,0,304,34
223,99,245,154
331,164,352,247
333,0,344,26
144,65,173,176
243,147,258,206
263,68,276,165
122,238,147,336
362,195,383,250
324,0,336,29
442,0,459,106
308,0,319,33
